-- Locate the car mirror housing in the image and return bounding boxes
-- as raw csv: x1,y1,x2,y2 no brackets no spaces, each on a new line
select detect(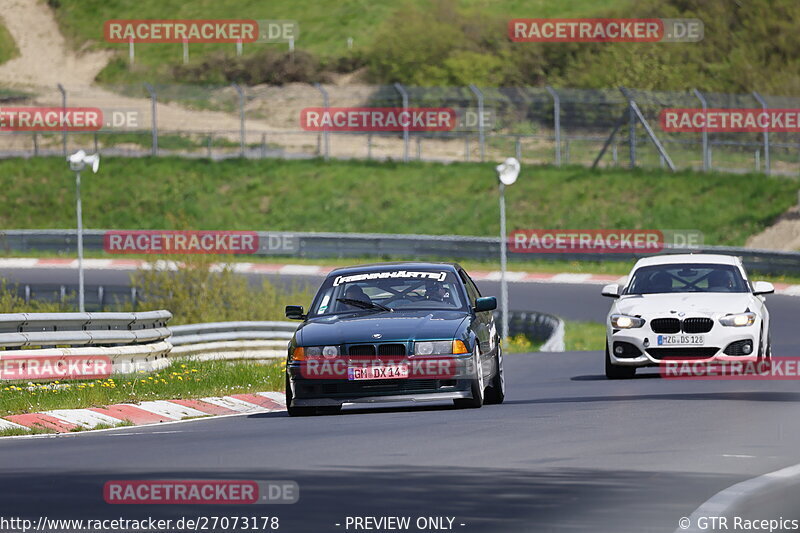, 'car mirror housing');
474,296,497,312
601,283,620,298
285,305,306,320
752,281,775,296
